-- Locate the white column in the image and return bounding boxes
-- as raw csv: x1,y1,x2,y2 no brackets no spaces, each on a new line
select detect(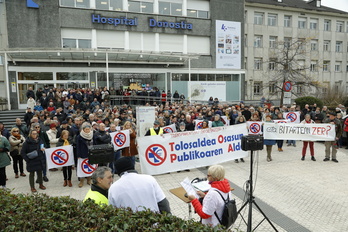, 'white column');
91,29,97,49
183,35,187,54
123,0,128,11
106,52,109,90
140,33,144,51
153,0,159,14
182,0,187,16
4,53,11,110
